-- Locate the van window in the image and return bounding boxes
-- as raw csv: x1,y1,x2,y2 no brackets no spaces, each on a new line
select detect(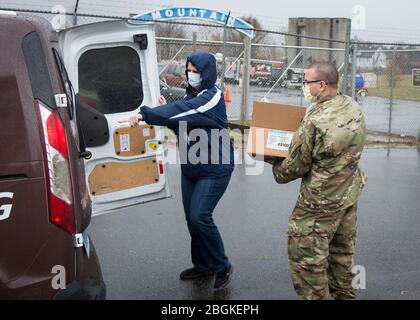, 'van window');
22,32,56,108
78,46,143,114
